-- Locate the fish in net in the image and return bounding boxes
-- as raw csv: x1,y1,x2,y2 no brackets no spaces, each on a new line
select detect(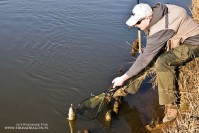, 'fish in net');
76,93,106,120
